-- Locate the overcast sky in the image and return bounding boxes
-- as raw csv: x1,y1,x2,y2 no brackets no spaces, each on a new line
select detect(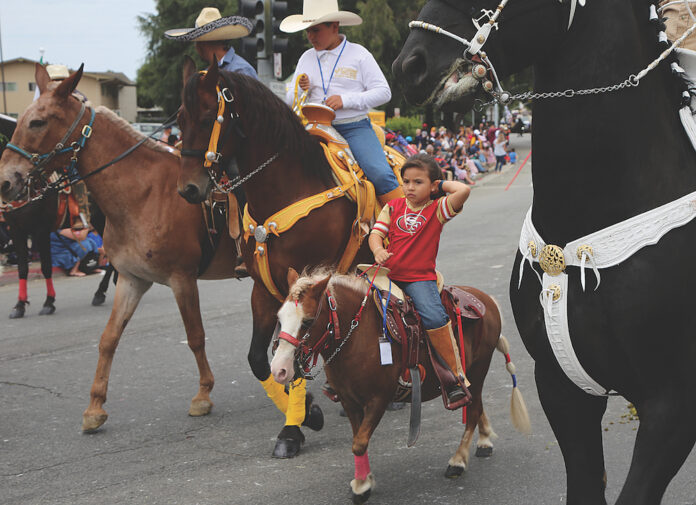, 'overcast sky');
0,0,157,81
